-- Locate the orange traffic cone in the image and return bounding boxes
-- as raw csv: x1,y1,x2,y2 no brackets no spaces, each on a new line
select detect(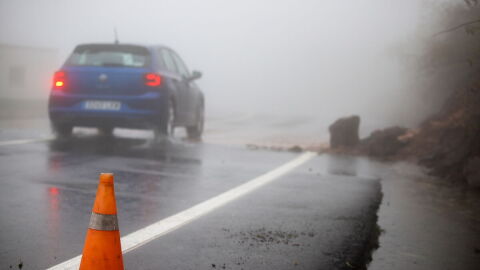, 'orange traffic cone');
79,173,124,270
